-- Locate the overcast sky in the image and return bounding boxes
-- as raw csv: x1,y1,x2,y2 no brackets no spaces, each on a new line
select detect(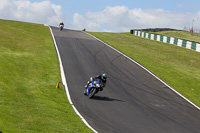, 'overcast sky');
0,0,200,32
